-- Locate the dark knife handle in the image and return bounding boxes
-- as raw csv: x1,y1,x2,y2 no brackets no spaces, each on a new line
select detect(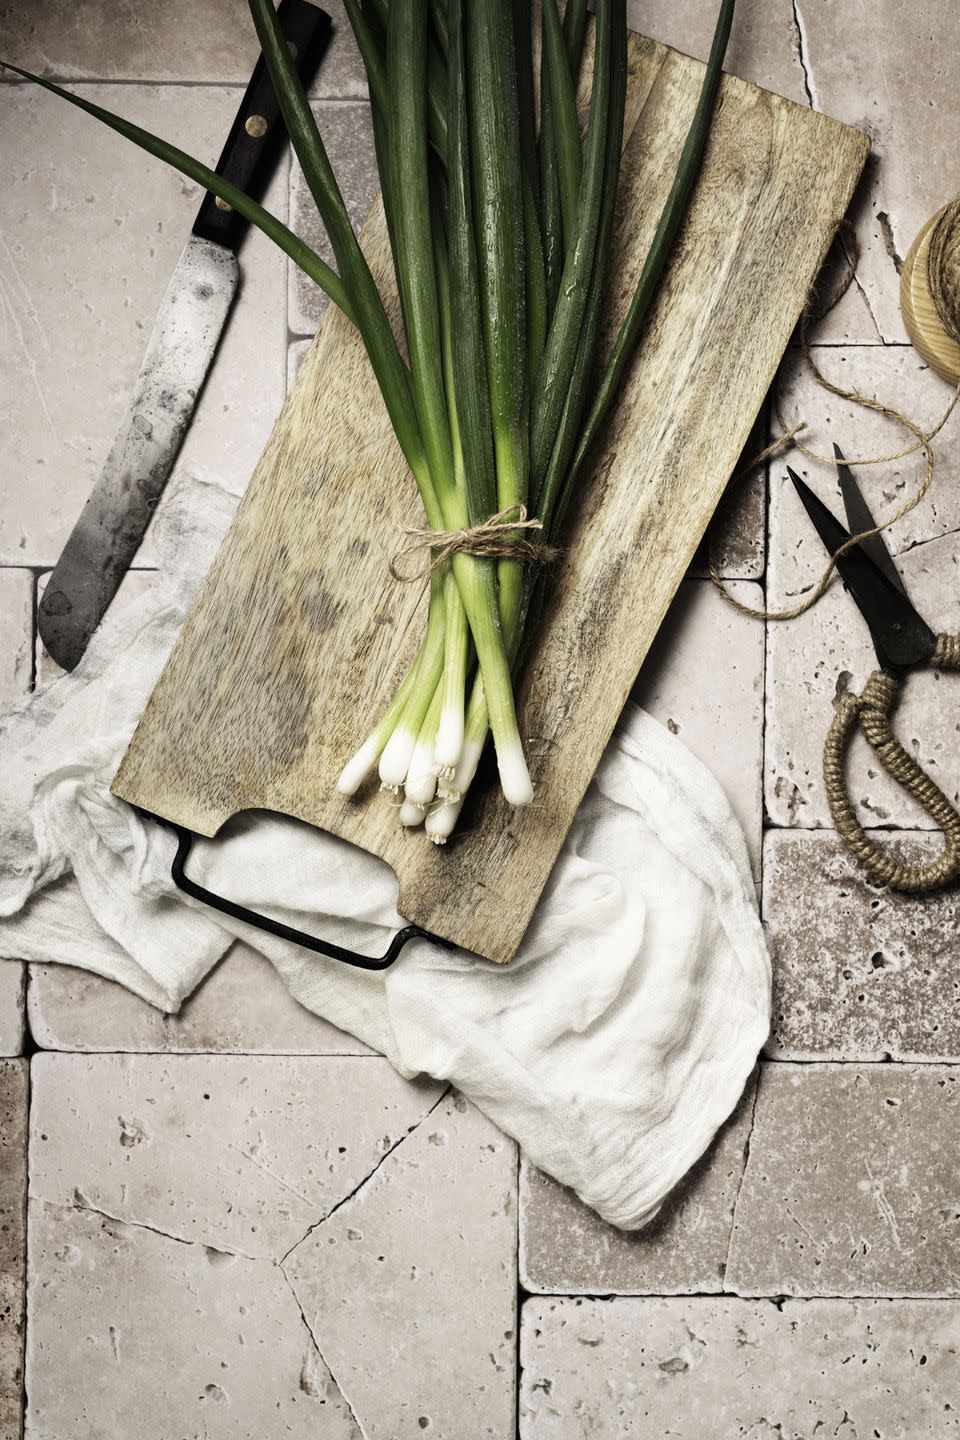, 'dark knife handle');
192,0,333,252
